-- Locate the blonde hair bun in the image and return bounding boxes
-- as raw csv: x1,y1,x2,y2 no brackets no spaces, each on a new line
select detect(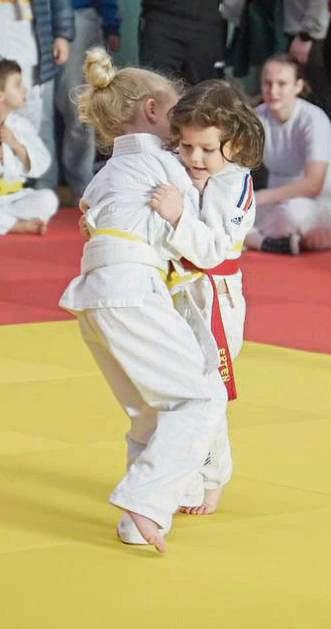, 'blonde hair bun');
84,47,116,89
